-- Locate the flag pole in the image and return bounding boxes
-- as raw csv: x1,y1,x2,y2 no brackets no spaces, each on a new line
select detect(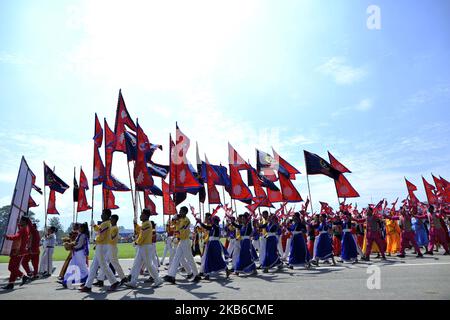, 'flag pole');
127,161,136,217
73,167,76,225
305,173,314,214
43,162,48,232
90,168,95,241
